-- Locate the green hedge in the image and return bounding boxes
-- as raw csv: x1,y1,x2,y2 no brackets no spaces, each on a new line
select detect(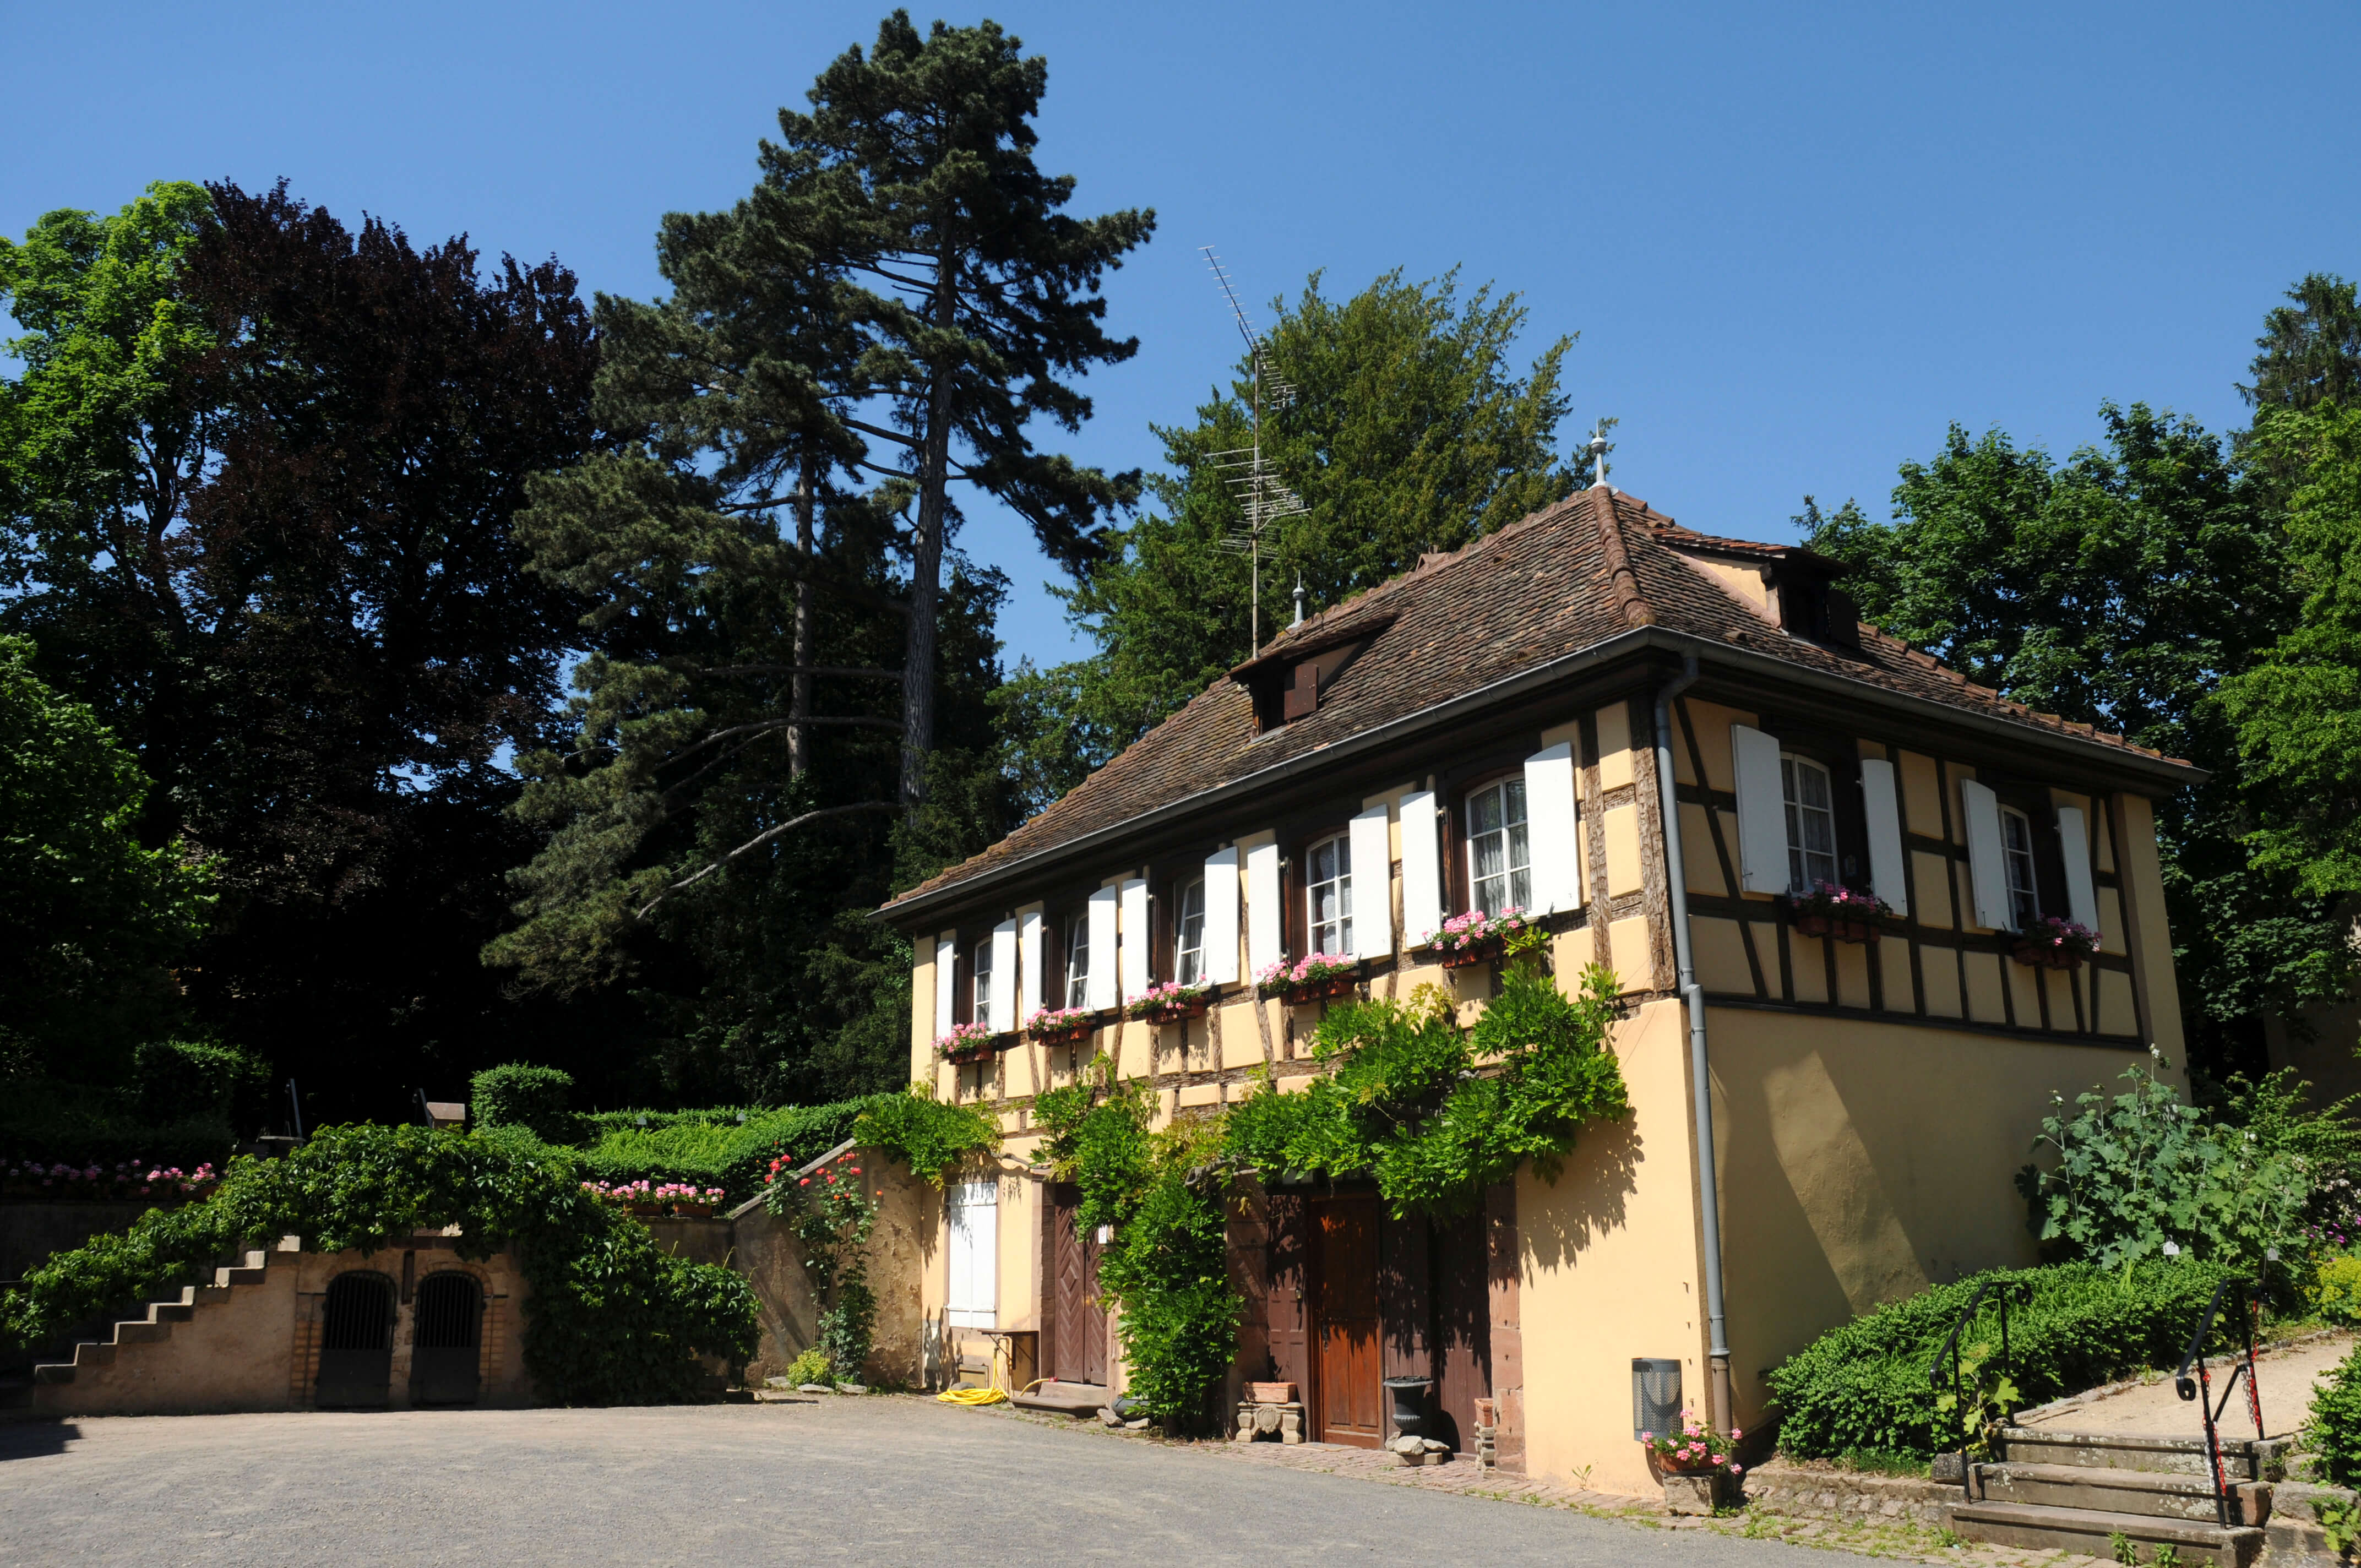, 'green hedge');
1767,1260,2241,1458
1,1123,757,1403
572,1097,897,1204
469,1063,584,1144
